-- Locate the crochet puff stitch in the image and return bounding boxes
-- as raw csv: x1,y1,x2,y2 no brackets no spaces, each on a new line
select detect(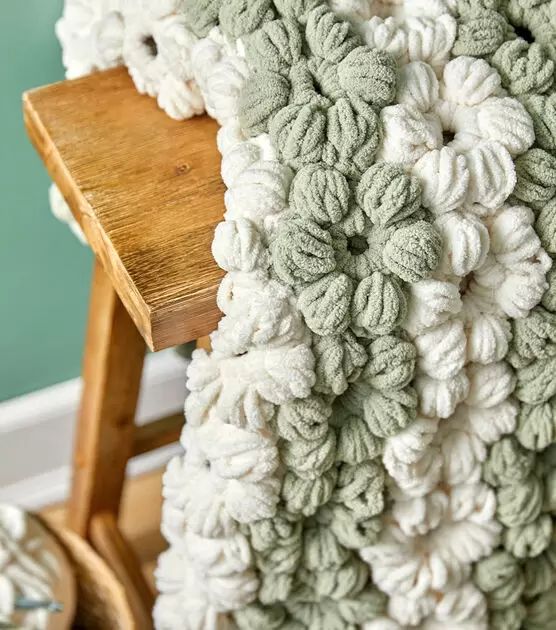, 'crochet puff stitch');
53,0,556,628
